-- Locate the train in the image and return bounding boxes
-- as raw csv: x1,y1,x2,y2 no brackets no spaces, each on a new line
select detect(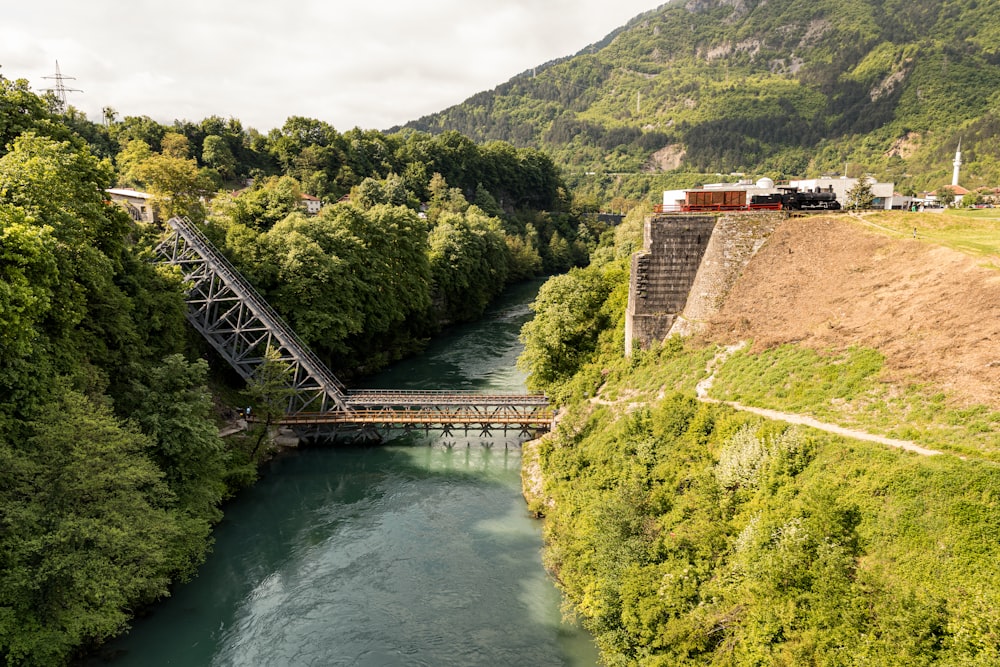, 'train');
657,184,842,213
756,187,841,211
